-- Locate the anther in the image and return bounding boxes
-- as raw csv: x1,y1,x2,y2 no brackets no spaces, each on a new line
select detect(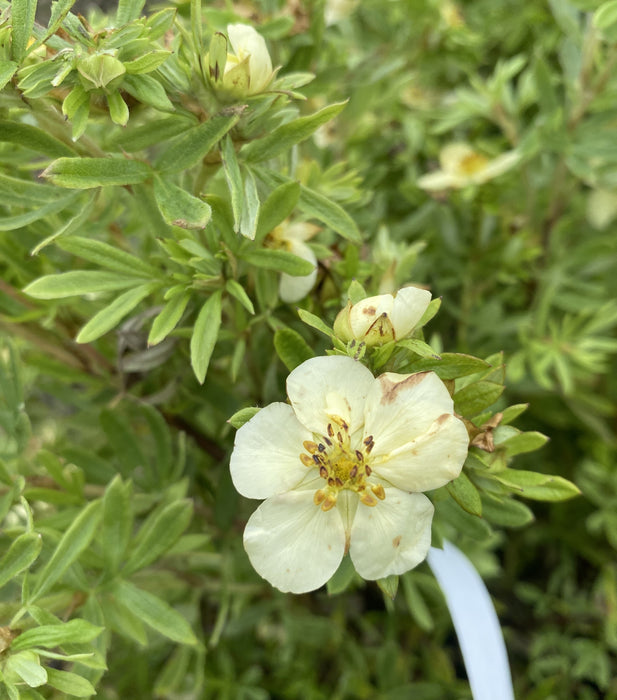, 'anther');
323,437,332,447
312,454,322,465
372,483,386,500
328,477,335,487
327,423,334,438
314,489,326,506
335,477,344,488
355,450,364,462
360,491,377,507
318,443,326,452
303,440,319,454
319,466,328,479
349,465,358,479
321,494,337,511
337,431,343,444
365,465,372,476
300,454,314,467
